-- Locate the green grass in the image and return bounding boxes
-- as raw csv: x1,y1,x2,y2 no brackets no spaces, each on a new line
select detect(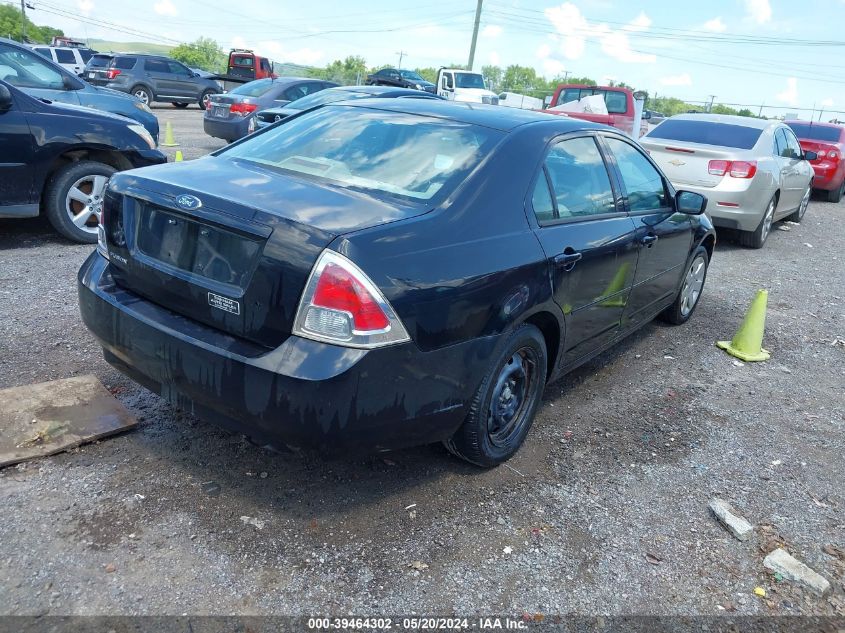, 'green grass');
87,40,172,55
